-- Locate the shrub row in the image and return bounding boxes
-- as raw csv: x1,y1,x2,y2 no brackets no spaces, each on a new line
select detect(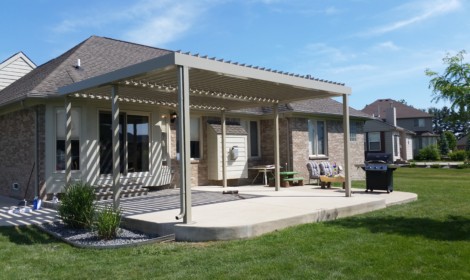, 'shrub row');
415,145,469,162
